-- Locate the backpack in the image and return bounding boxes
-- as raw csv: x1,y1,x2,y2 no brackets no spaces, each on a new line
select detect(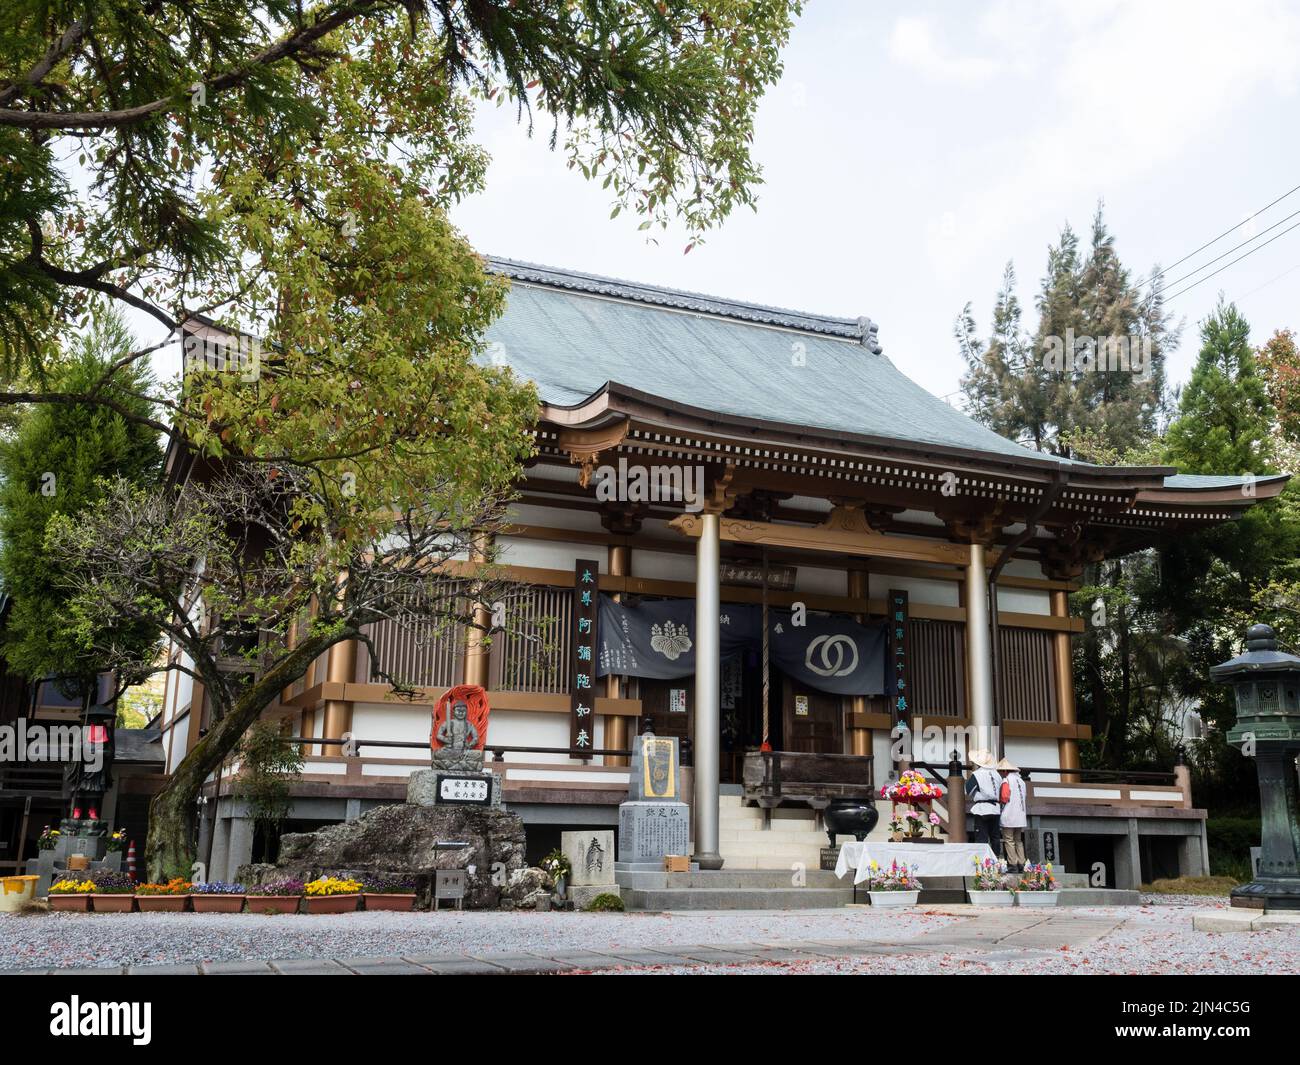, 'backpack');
999,780,1011,804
